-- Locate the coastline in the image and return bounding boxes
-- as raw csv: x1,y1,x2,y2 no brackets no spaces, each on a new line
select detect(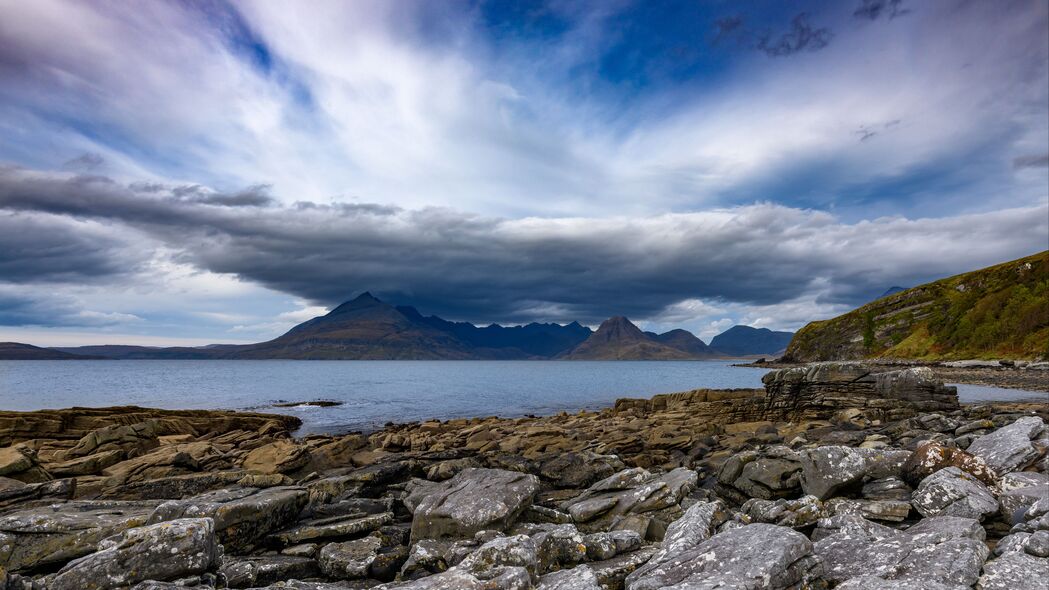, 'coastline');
1,362,1047,589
